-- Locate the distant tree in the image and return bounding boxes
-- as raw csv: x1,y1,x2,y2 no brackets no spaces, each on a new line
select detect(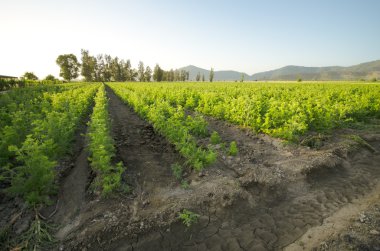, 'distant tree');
209,67,214,82
56,54,80,81
137,61,145,82
144,66,152,82
122,59,132,81
81,49,97,82
297,78,302,82
196,72,201,81
153,64,163,82
44,74,56,81
240,73,244,82
371,77,377,82
22,72,38,80
202,74,205,82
